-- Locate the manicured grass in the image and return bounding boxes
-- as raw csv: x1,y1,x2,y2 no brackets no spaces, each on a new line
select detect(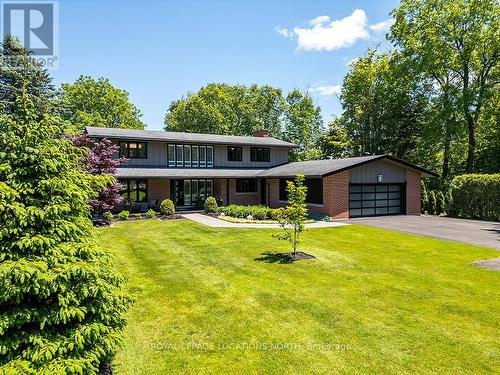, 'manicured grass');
96,219,499,374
